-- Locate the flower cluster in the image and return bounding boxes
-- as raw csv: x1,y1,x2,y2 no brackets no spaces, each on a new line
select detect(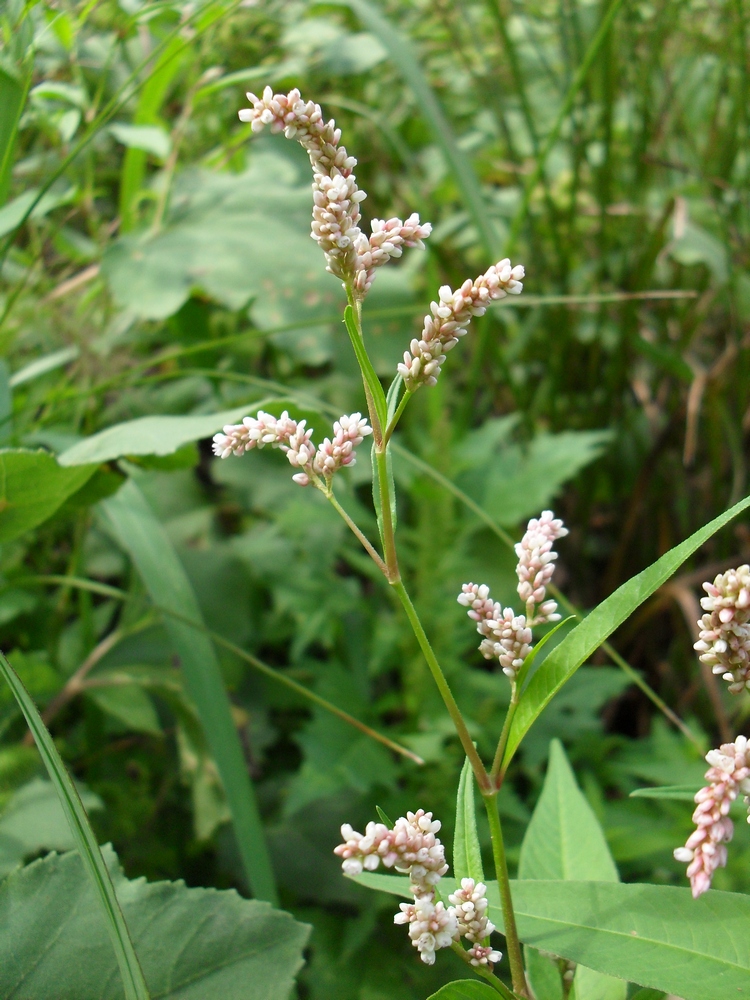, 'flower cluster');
458,511,567,681
212,410,371,489
694,565,750,694
674,736,750,897
515,510,568,625
335,812,501,968
398,259,524,391
239,88,430,296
